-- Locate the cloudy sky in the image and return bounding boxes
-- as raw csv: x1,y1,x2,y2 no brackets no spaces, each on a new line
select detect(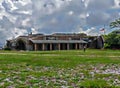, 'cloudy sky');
0,0,120,46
